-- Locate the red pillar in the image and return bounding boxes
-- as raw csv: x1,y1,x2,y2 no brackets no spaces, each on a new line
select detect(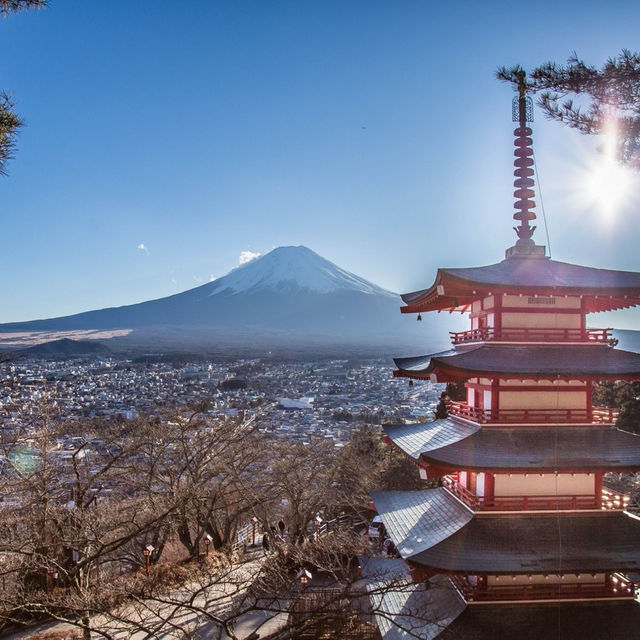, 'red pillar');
595,471,603,508
491,378,499,421
494,293,502,339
